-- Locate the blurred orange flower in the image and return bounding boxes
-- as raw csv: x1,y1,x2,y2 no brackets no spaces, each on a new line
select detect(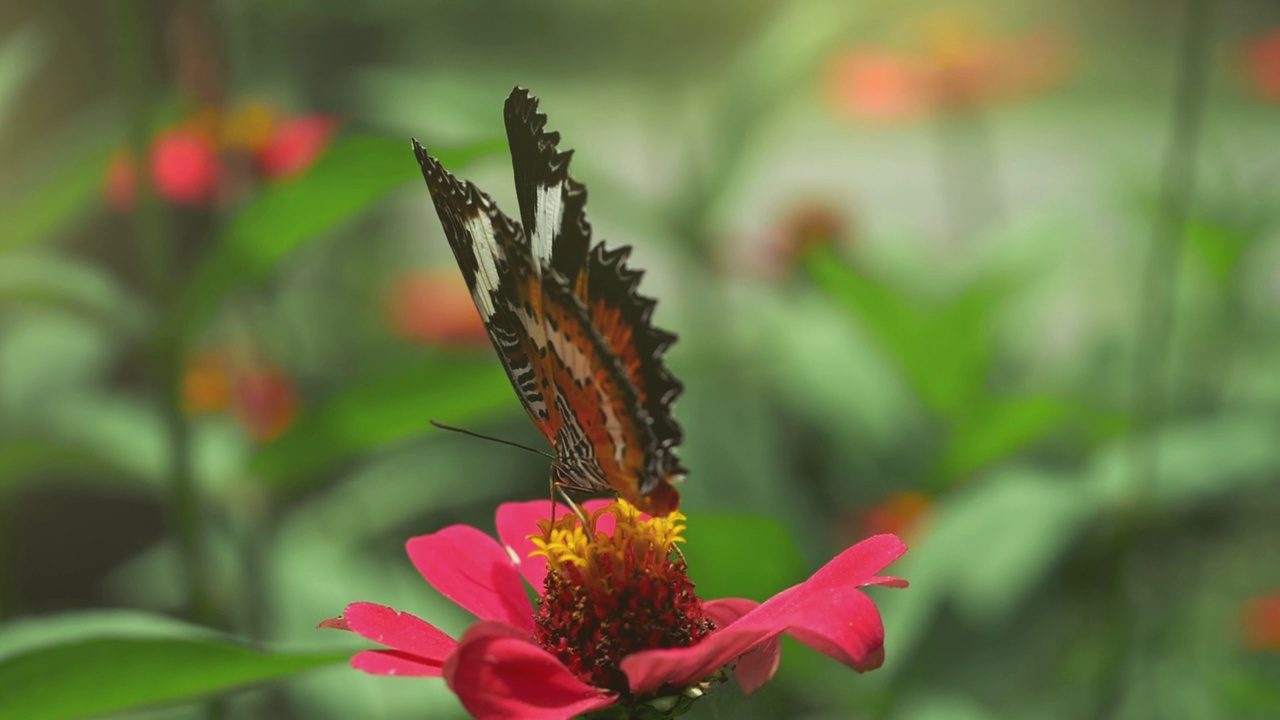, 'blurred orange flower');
861,491,932,539
828,21,1071,122
386,270,490,348
1242,593,1280,651
233,368,300,443
1243,30,1280,102
104,100,339,211
181,351,232,414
